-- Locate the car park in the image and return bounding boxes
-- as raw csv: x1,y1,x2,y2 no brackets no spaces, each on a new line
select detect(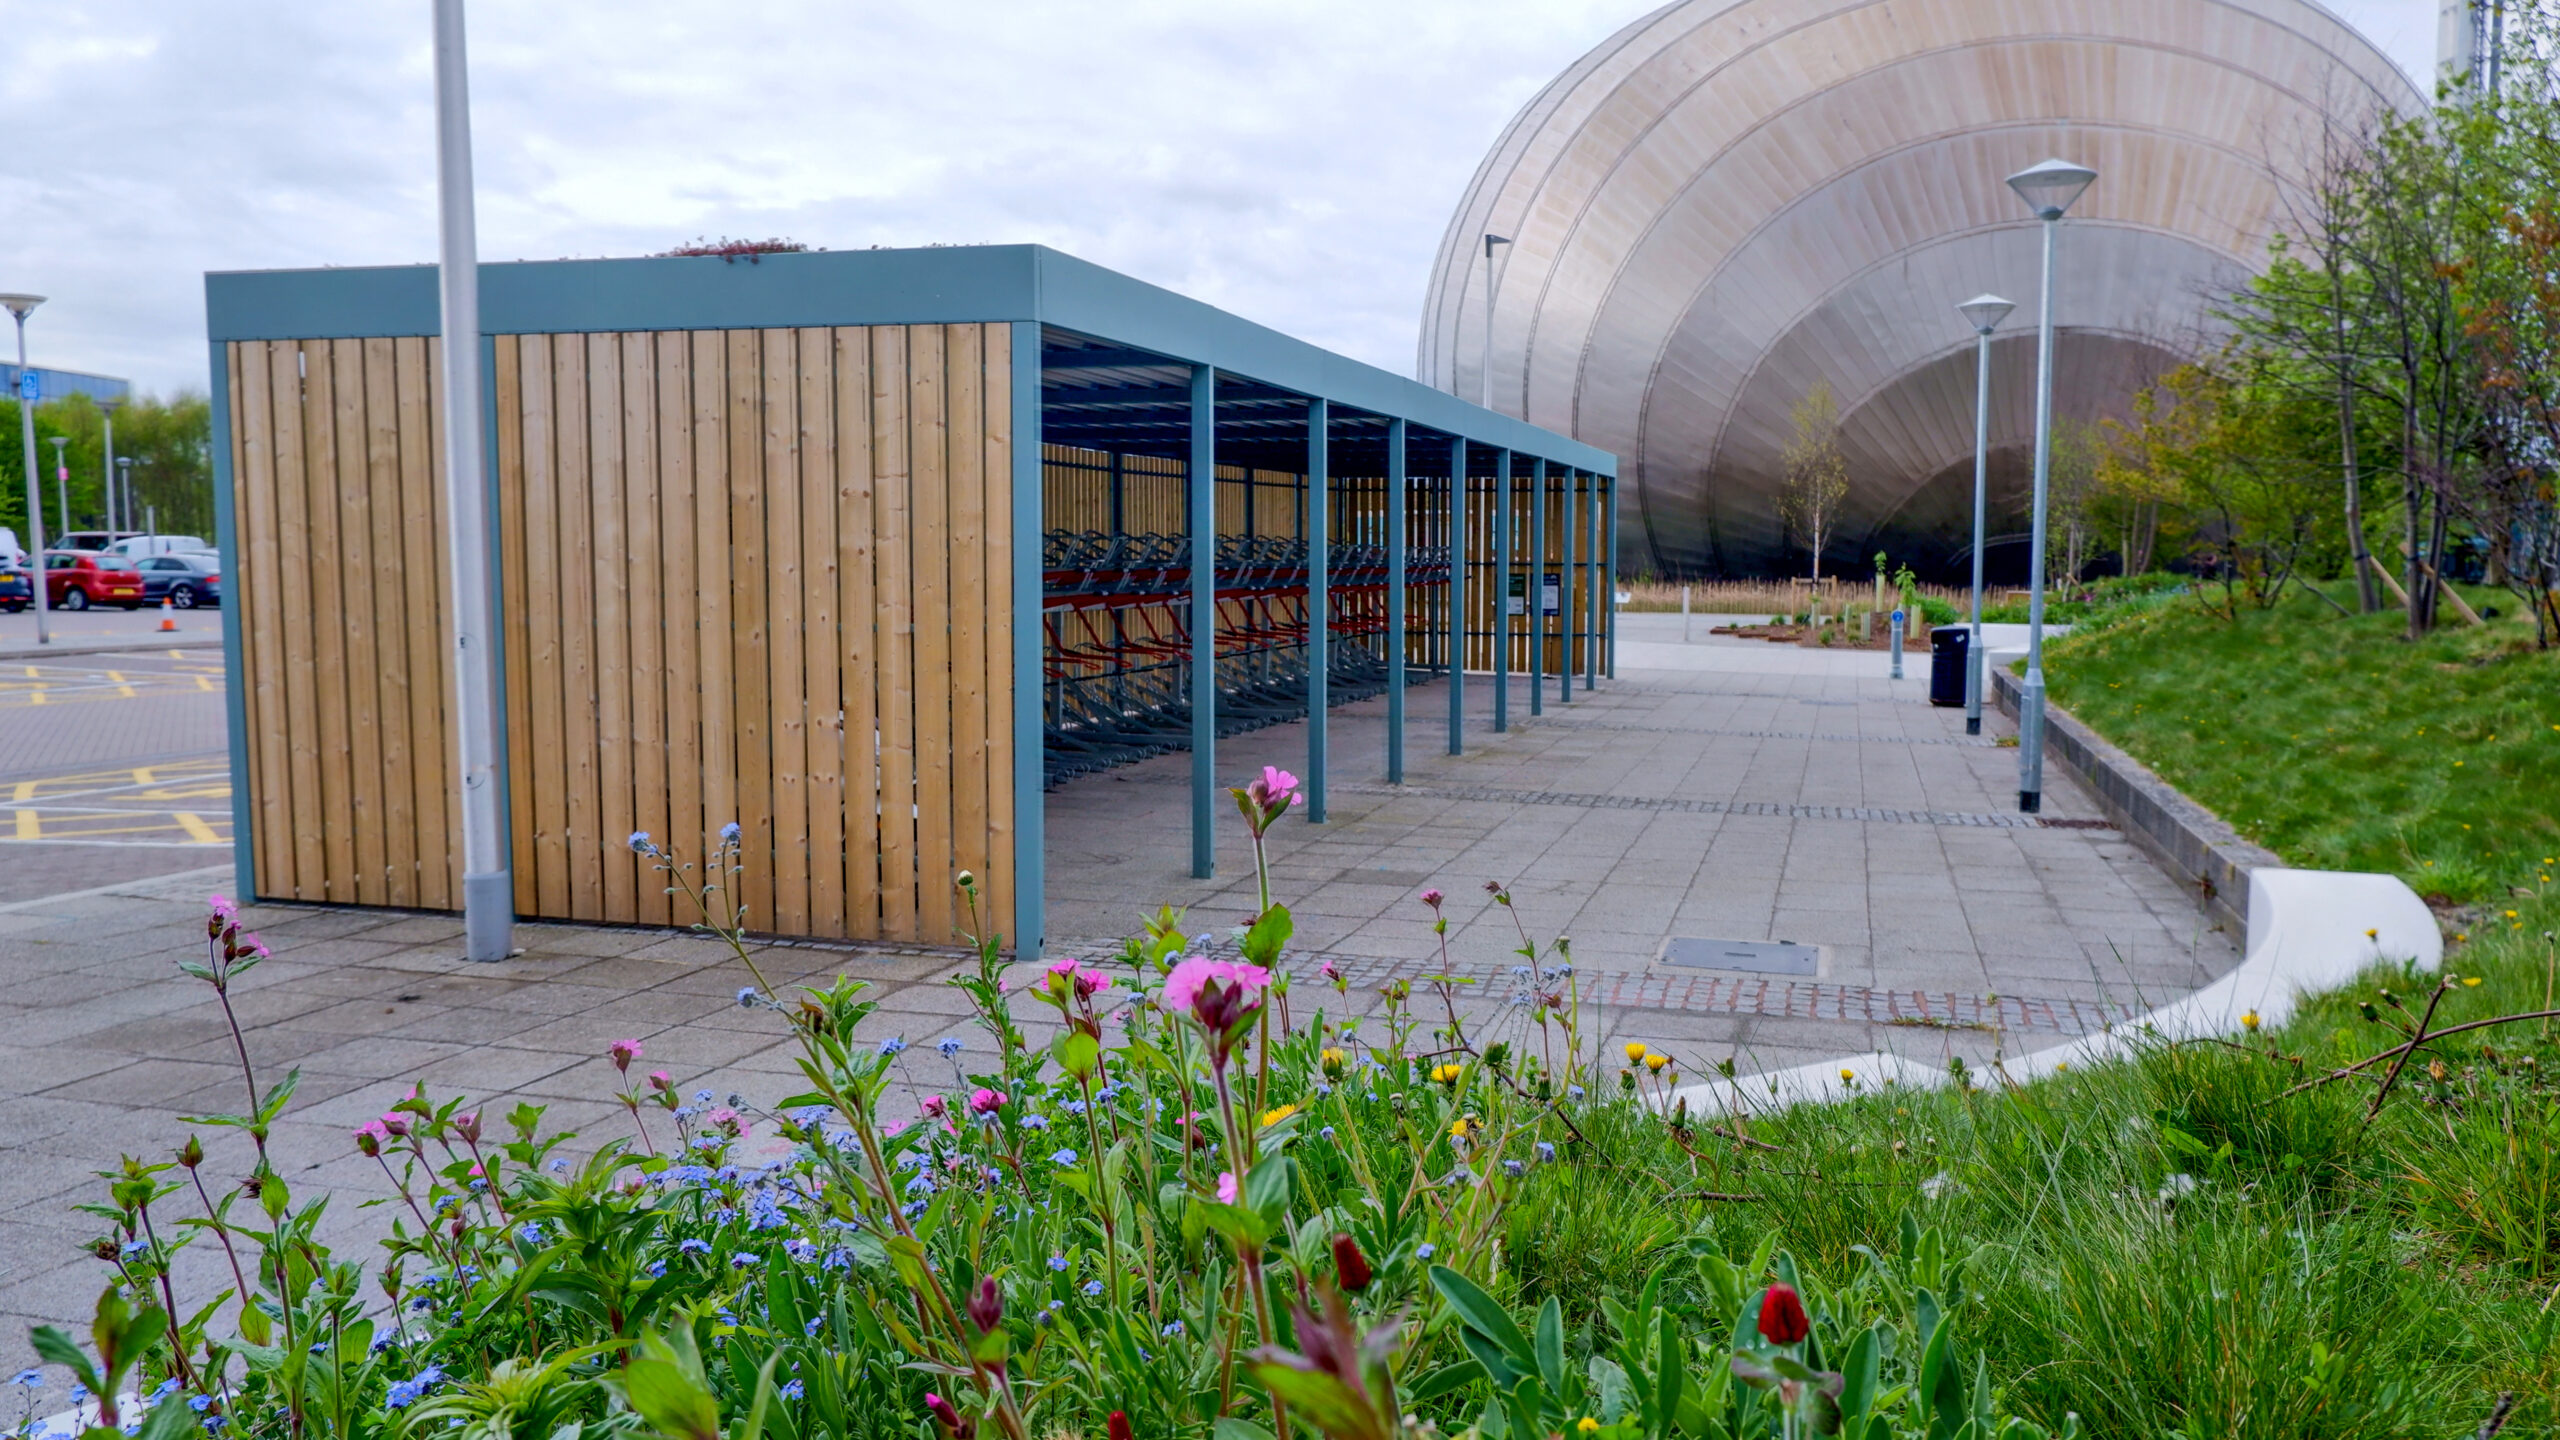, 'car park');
135,552,221,608
43,551,145,610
